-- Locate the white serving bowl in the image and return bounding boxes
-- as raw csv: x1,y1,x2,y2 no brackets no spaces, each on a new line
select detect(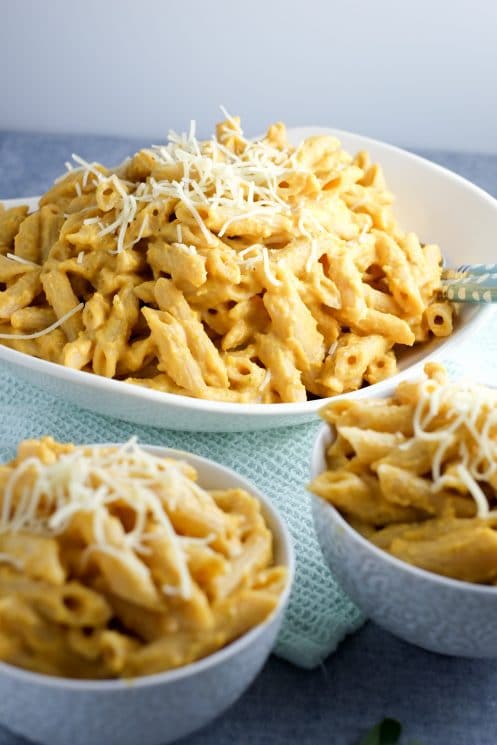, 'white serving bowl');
310,420,497,657
1,127,495,431
0,445,294,745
